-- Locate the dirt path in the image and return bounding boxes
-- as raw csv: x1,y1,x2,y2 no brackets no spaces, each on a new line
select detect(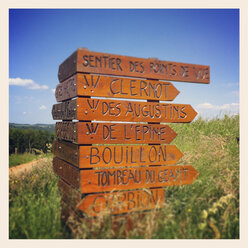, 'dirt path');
9,157,51,177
